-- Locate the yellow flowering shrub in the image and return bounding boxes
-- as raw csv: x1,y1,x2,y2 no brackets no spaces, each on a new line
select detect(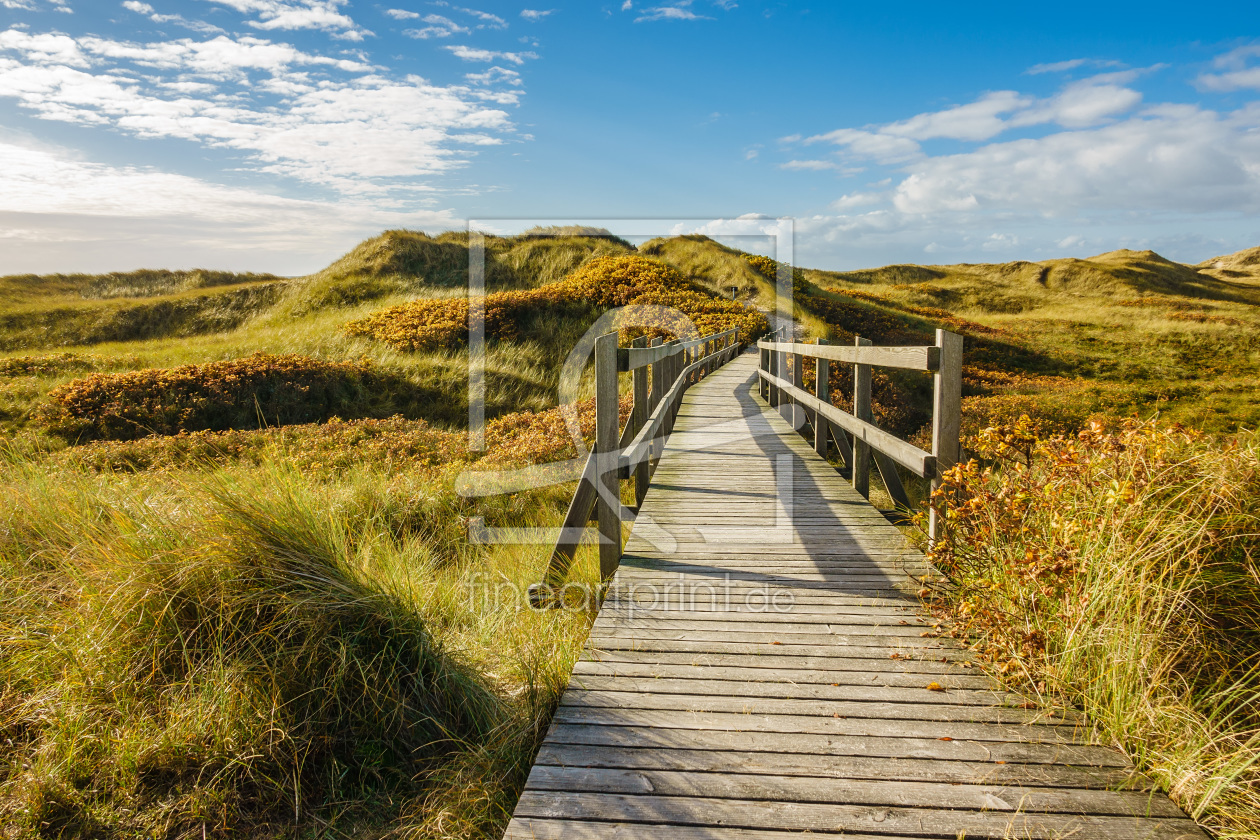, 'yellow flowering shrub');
37,353,401,442
57,394,633,474
344,256,769,351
